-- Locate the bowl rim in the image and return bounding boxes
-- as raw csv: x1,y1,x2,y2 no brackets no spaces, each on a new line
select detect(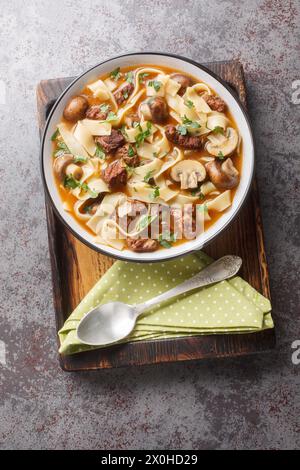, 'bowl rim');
40,51,255,263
